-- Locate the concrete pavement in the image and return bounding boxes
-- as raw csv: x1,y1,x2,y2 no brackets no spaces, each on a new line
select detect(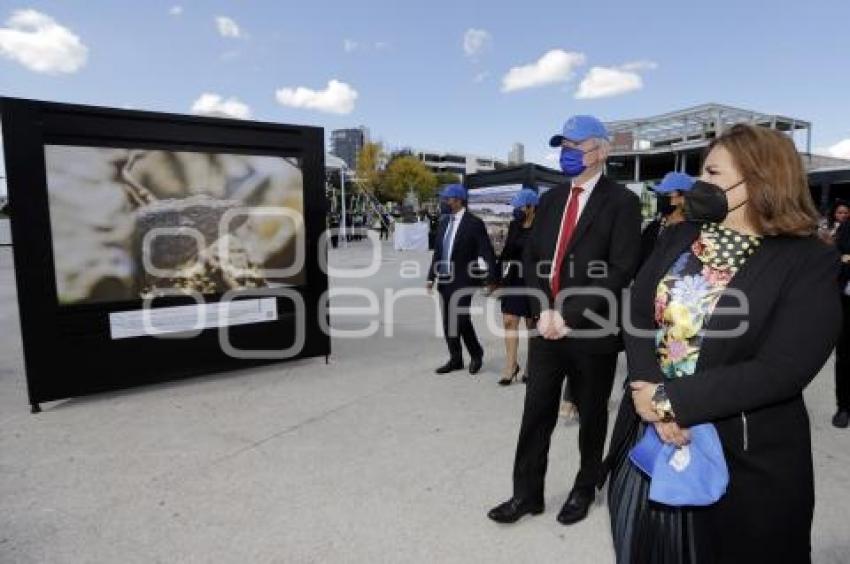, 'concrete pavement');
1,241,848,563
